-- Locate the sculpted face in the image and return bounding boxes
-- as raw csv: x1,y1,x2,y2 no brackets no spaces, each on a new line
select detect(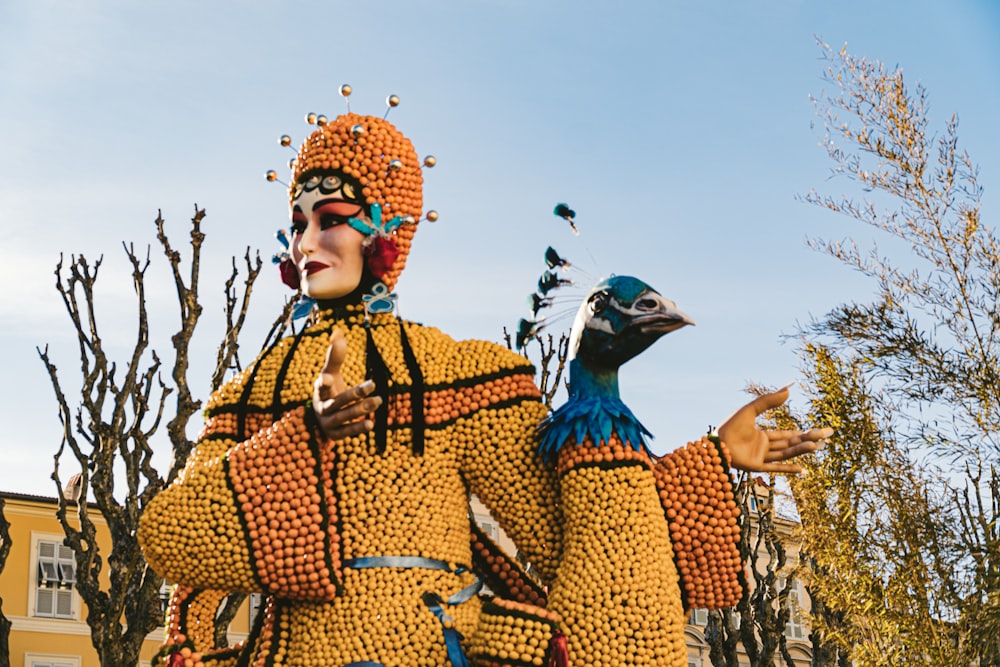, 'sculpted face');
290,175,368,300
